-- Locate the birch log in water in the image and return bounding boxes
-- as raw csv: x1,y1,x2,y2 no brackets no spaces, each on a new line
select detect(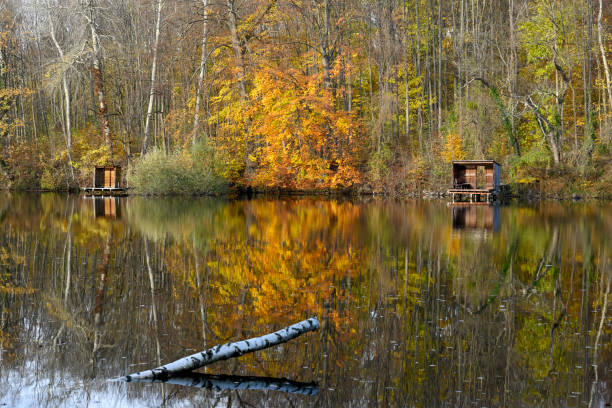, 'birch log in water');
126,372,319,395
119,317,319,381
